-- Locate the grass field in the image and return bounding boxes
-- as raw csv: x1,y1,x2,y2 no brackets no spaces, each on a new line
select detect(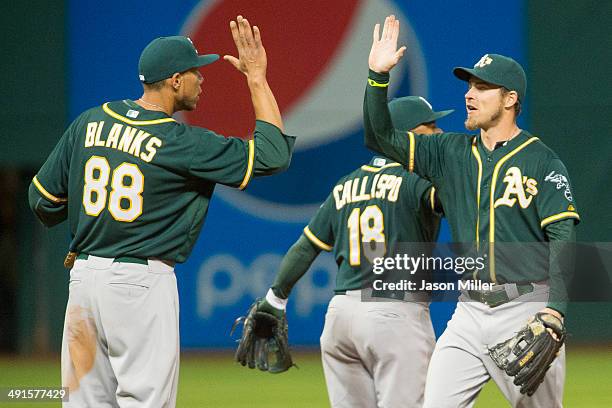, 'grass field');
1,347,611,407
